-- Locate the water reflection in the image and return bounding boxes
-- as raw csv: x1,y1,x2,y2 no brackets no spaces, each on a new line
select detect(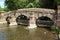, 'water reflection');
0,30,7,40
0,25,56,40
